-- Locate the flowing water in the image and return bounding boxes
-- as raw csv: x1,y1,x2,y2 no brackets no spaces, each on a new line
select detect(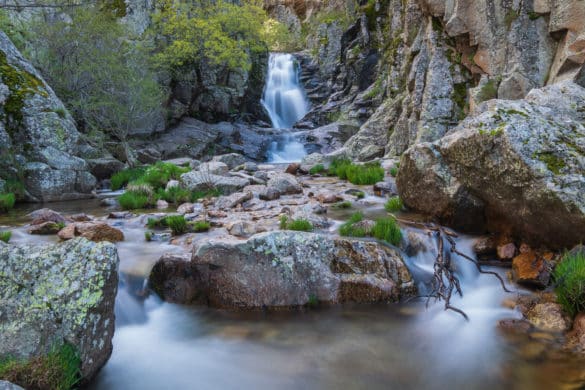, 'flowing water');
2,197,585,389
262,53,310,163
